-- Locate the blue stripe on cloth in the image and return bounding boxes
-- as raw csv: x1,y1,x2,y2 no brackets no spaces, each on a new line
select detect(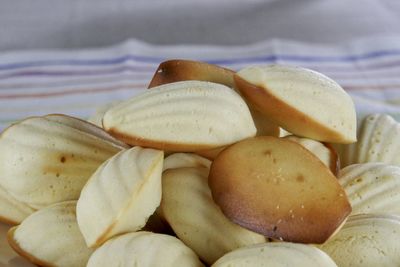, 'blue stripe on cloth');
1,49,400,70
